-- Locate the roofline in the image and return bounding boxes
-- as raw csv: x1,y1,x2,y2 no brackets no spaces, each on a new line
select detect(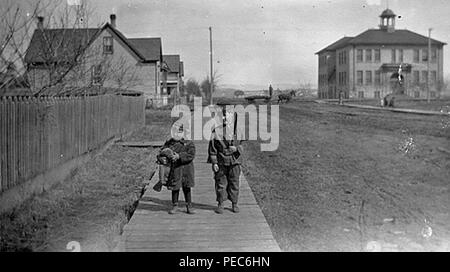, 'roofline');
101,23,147,62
